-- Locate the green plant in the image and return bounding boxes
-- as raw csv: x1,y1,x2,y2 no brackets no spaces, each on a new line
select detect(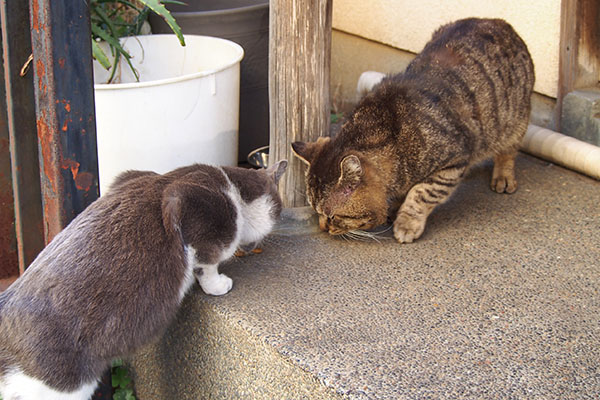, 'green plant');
90,0,185,83
331,112,344,124
112,359,136,400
